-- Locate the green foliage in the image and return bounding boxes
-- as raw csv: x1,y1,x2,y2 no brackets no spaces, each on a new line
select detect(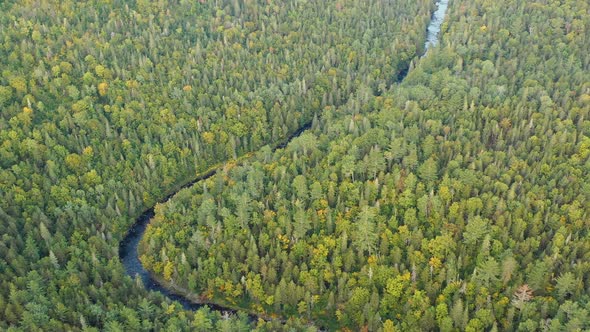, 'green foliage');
0,0,433,330
142,0,590,330
2,0,590,330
